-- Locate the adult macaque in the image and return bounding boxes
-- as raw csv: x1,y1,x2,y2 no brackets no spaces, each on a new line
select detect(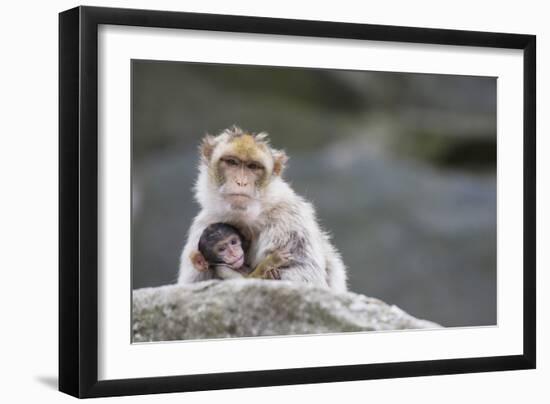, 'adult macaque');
178,126,348,291
191,222,289,280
